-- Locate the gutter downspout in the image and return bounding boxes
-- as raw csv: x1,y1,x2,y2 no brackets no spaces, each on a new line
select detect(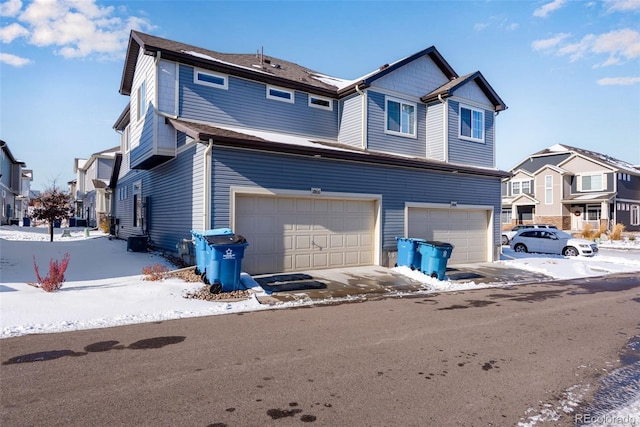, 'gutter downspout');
203,138,213,230
355,84,367,149
438,94,448,162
